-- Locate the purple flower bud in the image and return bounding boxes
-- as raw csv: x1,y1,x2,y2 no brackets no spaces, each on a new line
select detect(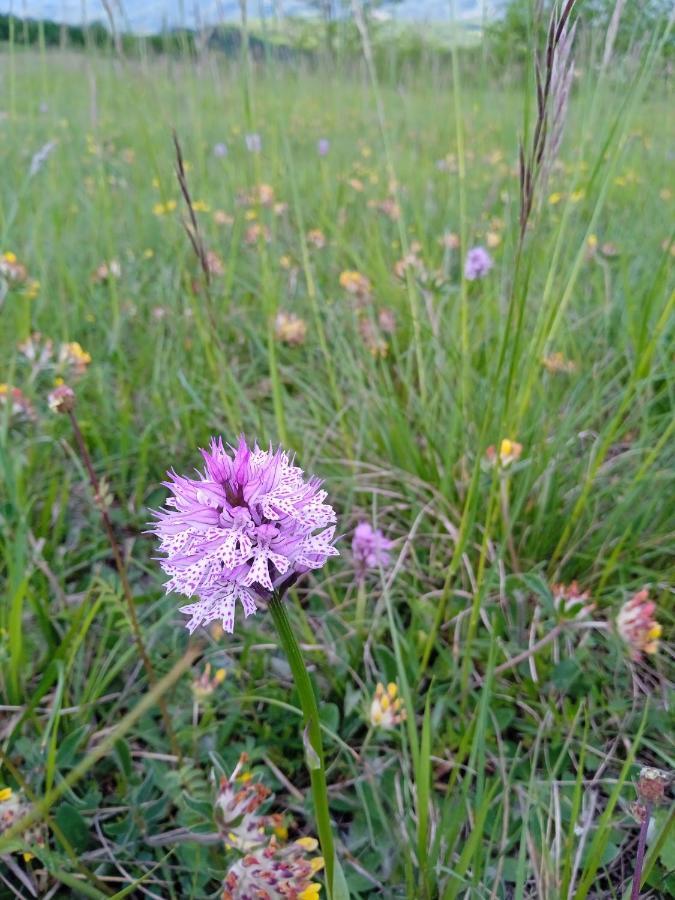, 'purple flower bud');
245,133,262,154
213,142,228,158
317,138,330,157
464,246,493,281
352,522,393,580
